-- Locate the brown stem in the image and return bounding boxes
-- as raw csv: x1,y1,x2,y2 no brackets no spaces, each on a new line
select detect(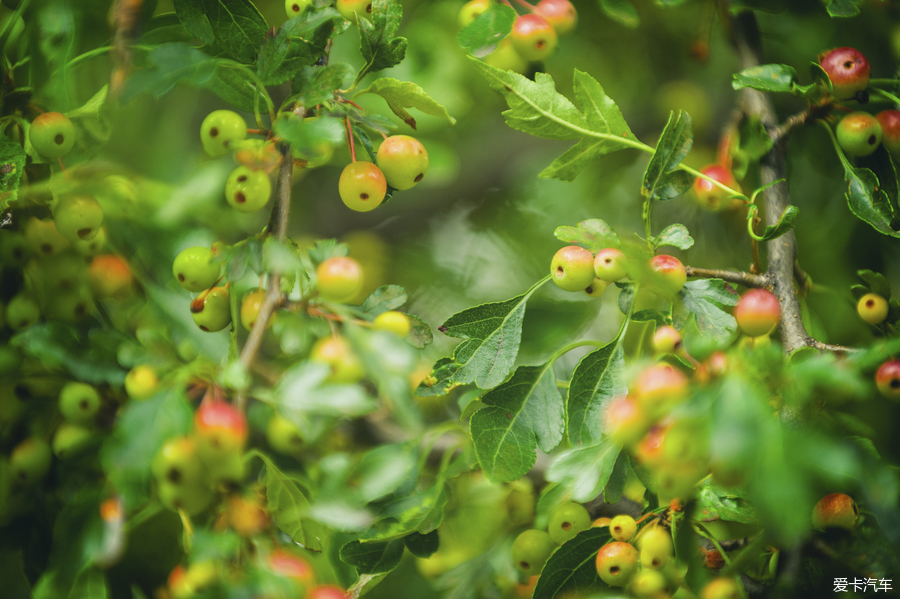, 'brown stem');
685,266,769,289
